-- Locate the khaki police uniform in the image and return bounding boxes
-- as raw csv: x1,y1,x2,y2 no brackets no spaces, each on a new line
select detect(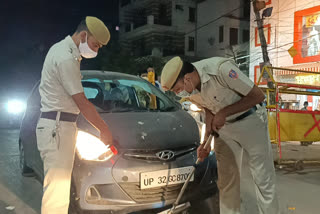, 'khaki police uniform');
37,35,83,214
161,57,279,214
36,17,110,214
